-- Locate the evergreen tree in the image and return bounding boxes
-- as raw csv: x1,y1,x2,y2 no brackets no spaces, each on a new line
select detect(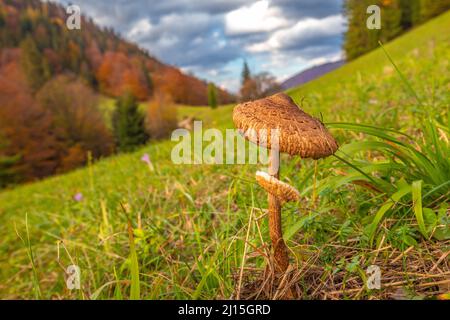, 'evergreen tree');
0,154,19,188
19,13,33,36
344,0,373,60
419,0,450,22
241,60,251,85
0,8,5,28
344,0,449,60
80,61,98,88
0,8,6,48
0,139,19,188
400,0,421,29
141,61,153,97
207,83,218,109
344,0,402,60
112,93,148,152
380,0,402,42
20,36,49,92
